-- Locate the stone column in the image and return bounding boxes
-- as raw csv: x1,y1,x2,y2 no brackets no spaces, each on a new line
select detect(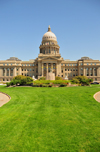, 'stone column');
13,67,16,77
83,67,85,76
0,68,3,76
9,68,10,76
19,67,21,75
42,63,43,77
89,68,91,76
93,68,94,76
56,63,58,76
51,63,53,72
46,63,48,76
5,68,7,76
97,67,100,76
